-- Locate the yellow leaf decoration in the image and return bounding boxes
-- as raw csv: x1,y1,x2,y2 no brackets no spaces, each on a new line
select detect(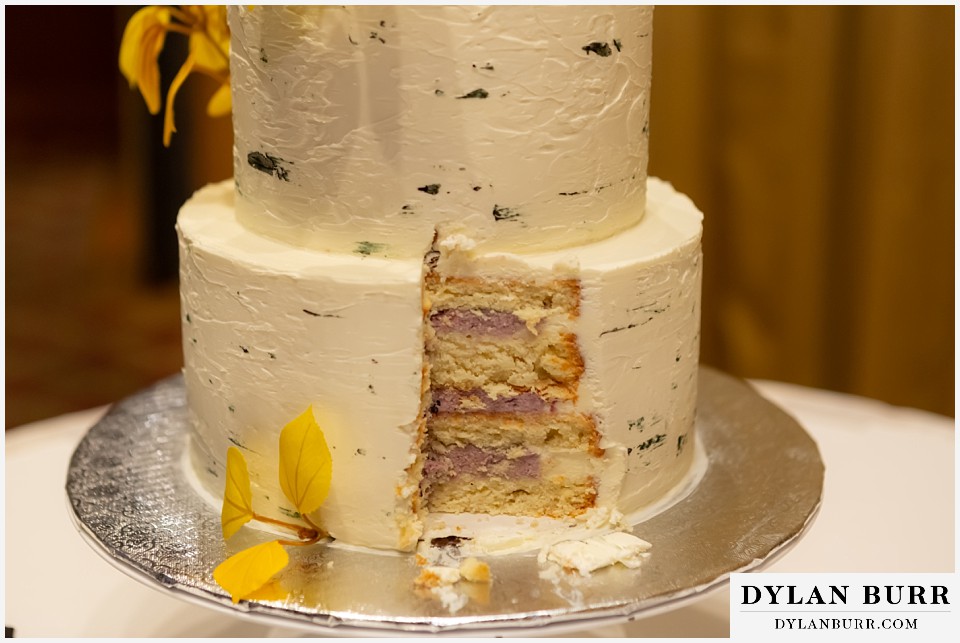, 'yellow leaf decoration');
213,540,289,604
213,407,332,606
221,446,254,540
278,406,333,516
